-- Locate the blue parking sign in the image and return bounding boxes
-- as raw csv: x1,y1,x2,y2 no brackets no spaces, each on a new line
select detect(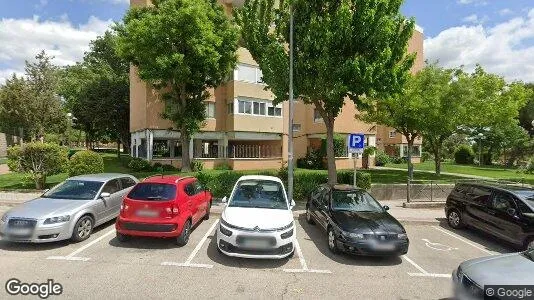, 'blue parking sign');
348,133,365,154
